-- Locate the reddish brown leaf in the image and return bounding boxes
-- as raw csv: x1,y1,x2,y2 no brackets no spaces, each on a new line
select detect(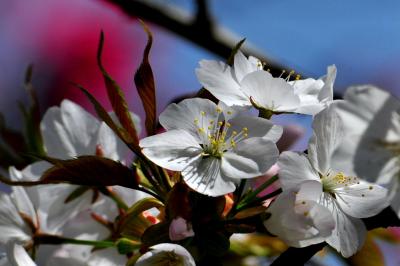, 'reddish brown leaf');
134,21,157,136
97,32,140,145
40,155,138,188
